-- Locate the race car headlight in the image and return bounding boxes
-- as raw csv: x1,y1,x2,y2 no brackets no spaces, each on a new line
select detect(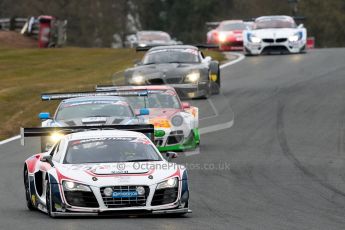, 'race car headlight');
156,177,178,190
49,132,64,143
247,33,261,43
171,115,183,127
218,33,227,43
103,187,113,197
288,32,303,42
185,71,200,83
130,75,145,85
136,186,145,195
62,181,91,192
